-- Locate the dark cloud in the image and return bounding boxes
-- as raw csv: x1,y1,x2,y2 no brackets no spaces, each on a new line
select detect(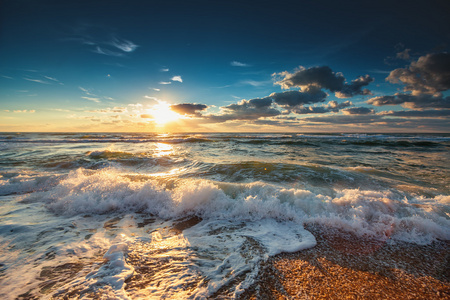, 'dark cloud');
336,75,374,98
396,49,411,60
202,89,354,123
292,100,352,114
302,114,384,124
274,66,345,91
170,103,208,116
367,95,403,106
380,110,450,118
386,52,450,95
300,114,449,131
342,107,374,115
293,106,330,114
367,93,450,109
270,86,327,107
326,100,353,112
274,66,373,98
207,97,280,122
